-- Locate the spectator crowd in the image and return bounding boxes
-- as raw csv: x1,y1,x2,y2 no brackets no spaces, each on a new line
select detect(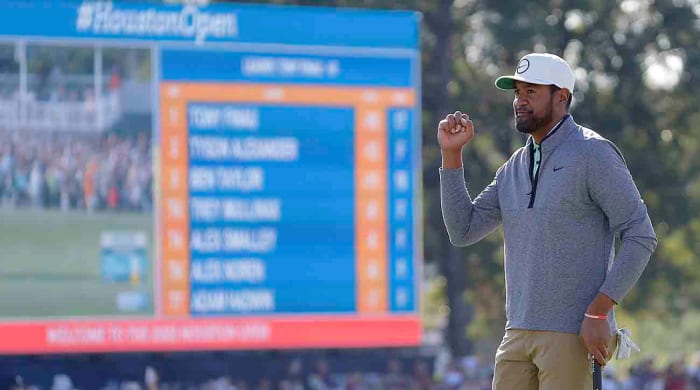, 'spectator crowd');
3,353,700,390
0,130,152,213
